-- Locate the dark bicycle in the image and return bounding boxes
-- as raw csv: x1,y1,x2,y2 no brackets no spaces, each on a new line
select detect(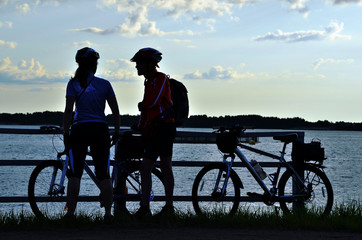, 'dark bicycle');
192,125,333,216
28,130,164,219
